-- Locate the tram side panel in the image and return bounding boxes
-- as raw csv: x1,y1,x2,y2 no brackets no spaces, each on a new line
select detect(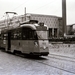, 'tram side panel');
38,40,49,52
28,40,39,54
0,39,5,49
0,33,7,50
11,40,39,54
11,40,29,54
